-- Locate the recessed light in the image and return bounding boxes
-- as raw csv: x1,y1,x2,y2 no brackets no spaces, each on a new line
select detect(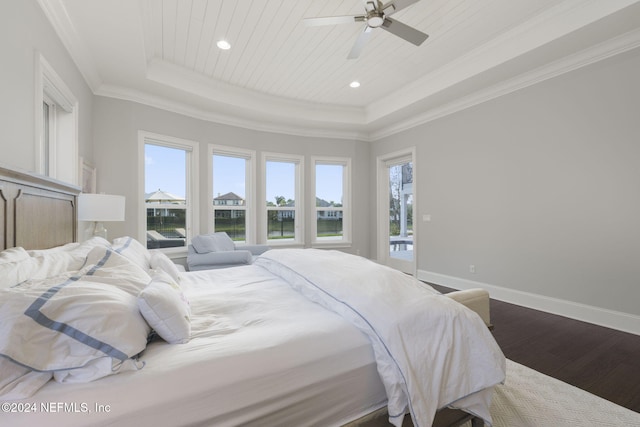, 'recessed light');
216,40,231,50
349,81,360,88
